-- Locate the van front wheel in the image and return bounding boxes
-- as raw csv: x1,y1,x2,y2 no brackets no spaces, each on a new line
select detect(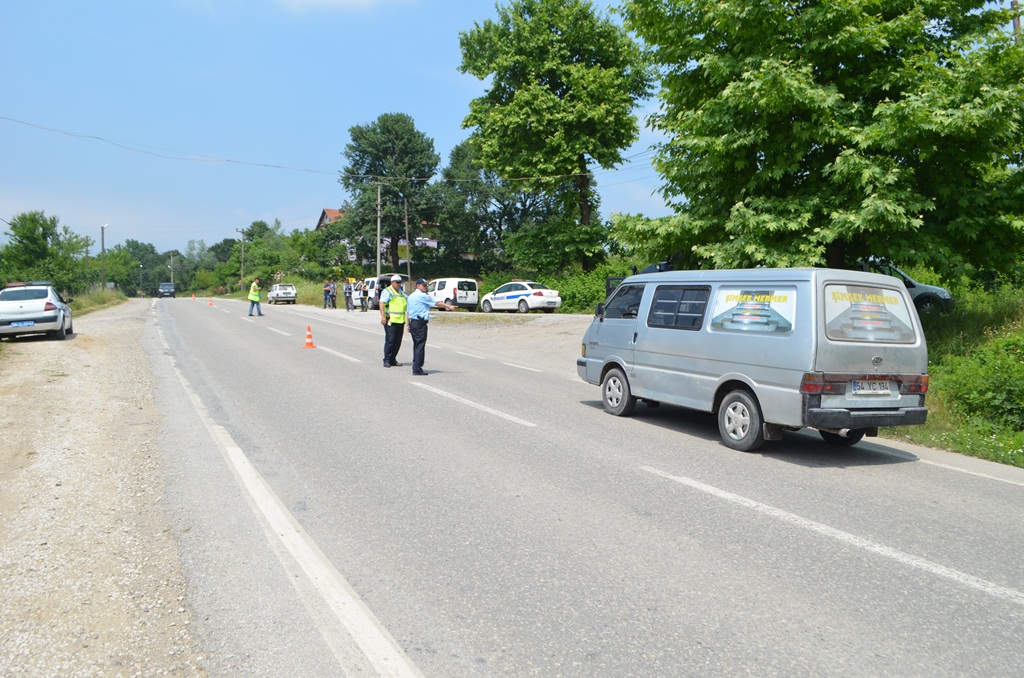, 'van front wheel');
718,390,765,451
602,367,636,417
